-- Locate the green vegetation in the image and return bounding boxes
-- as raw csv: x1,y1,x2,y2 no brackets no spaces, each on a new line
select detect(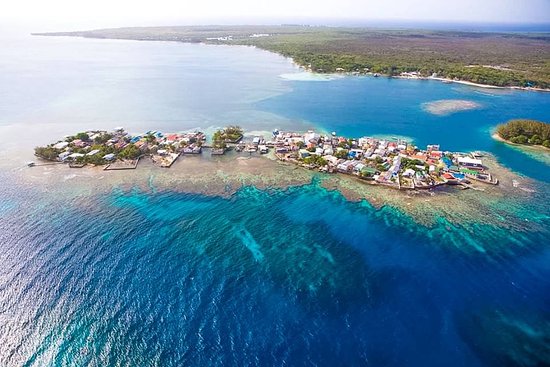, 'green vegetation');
211,130,227,149
334,149,349,159
75,132,90,141
221,125,244,143
401,158,426,171
496,119,550,148
34,146,59,160
118,144,142,159
303,154,327,167
37,26,550,88
94,133,113,144
212,125,244,149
